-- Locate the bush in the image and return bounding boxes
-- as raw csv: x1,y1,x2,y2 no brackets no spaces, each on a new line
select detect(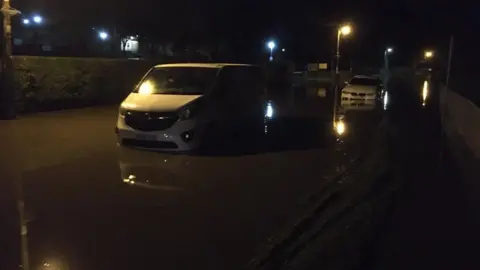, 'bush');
13,56,156,113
